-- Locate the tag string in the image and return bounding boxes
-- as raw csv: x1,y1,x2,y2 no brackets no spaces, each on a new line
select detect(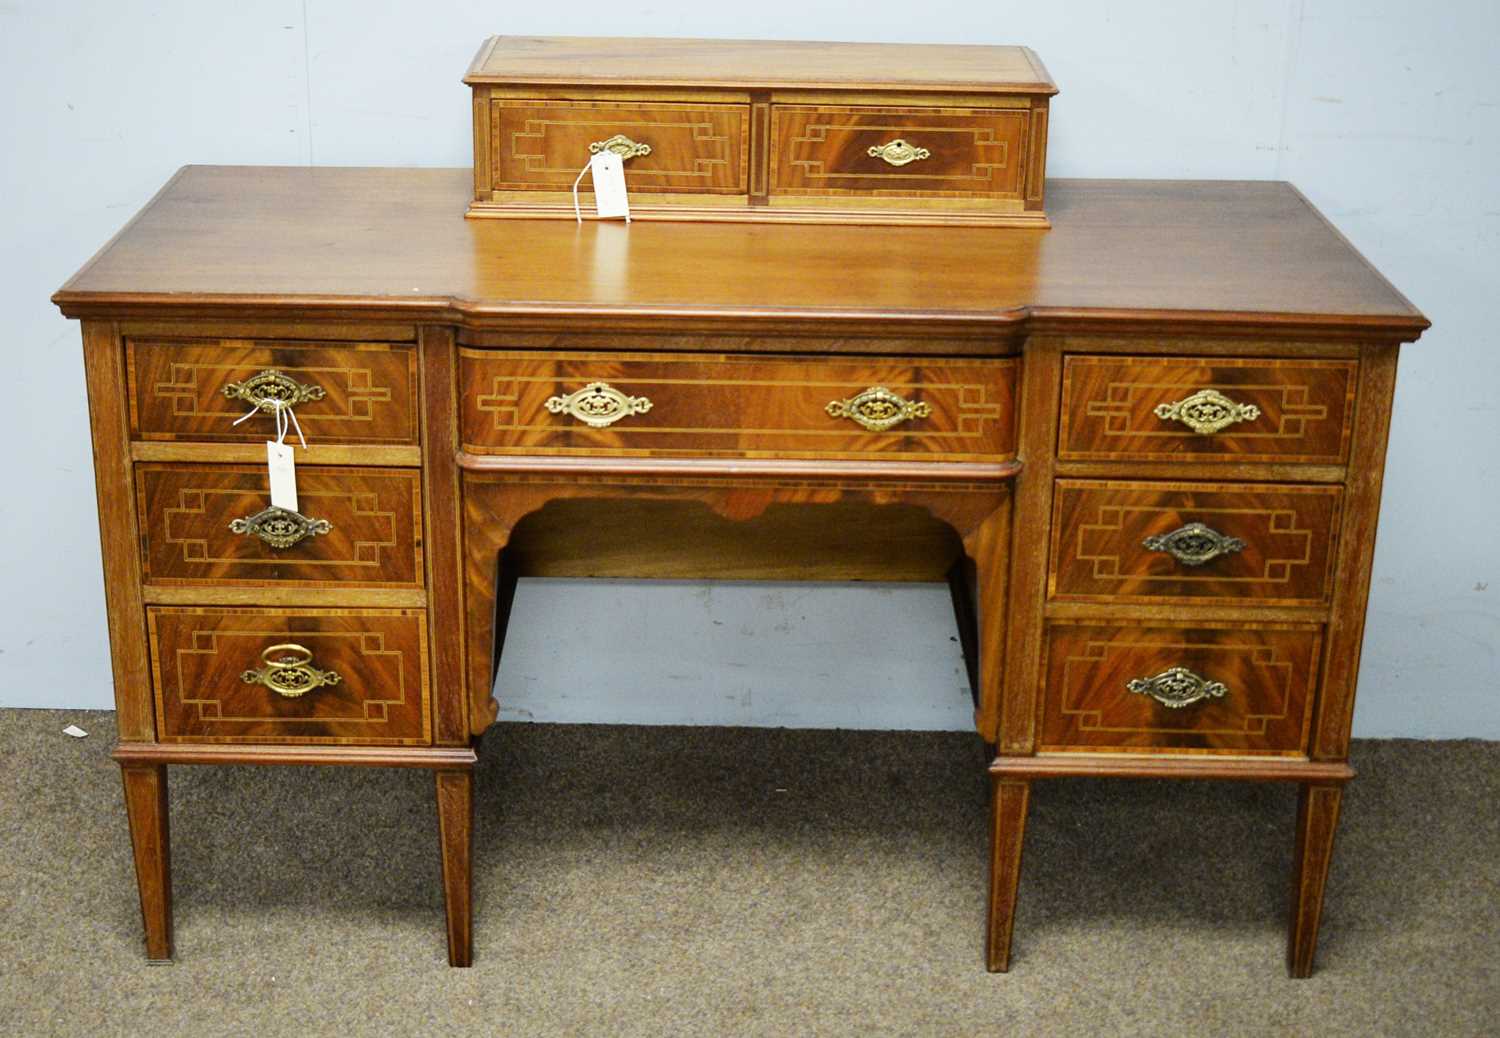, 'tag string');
232,400,306,449
572,161,589,224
